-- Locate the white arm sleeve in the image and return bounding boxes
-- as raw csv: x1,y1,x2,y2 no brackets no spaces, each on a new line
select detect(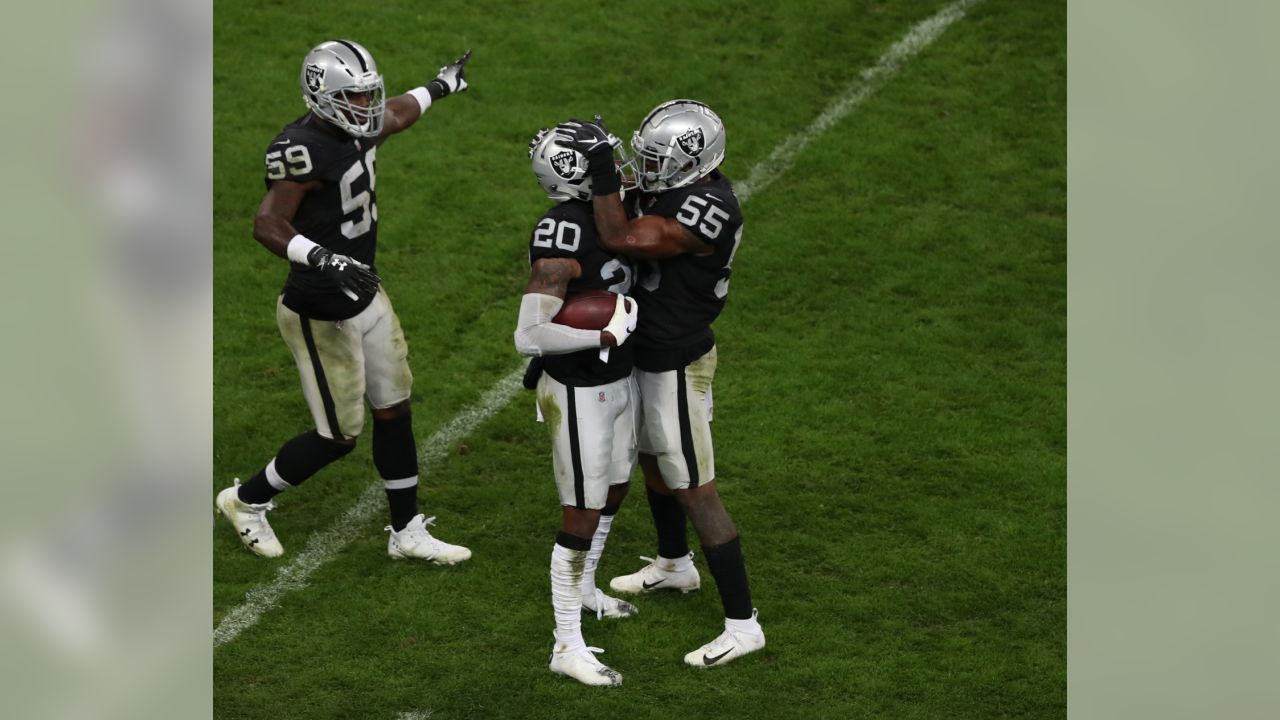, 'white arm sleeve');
513,293,603,357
